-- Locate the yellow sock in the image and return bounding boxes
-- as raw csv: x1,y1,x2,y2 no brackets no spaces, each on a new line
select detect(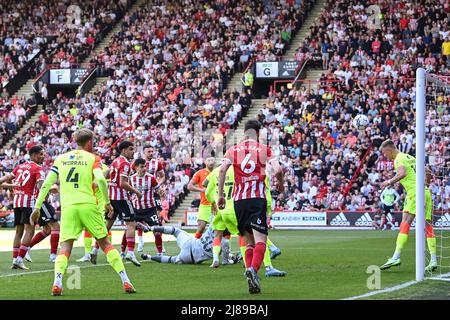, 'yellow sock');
84,236,93,255
55,254,69,275
105,246,125,274
427,237,436,256
263,247,272,268
240,245,246,266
